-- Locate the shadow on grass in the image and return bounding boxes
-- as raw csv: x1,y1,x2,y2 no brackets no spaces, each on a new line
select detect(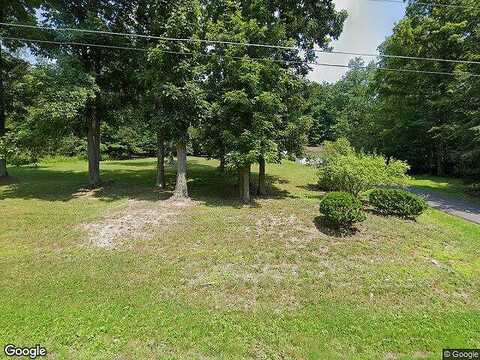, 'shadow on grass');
296,183,324,201
0,158,297,208
313,216,359,238
298,183,320,192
